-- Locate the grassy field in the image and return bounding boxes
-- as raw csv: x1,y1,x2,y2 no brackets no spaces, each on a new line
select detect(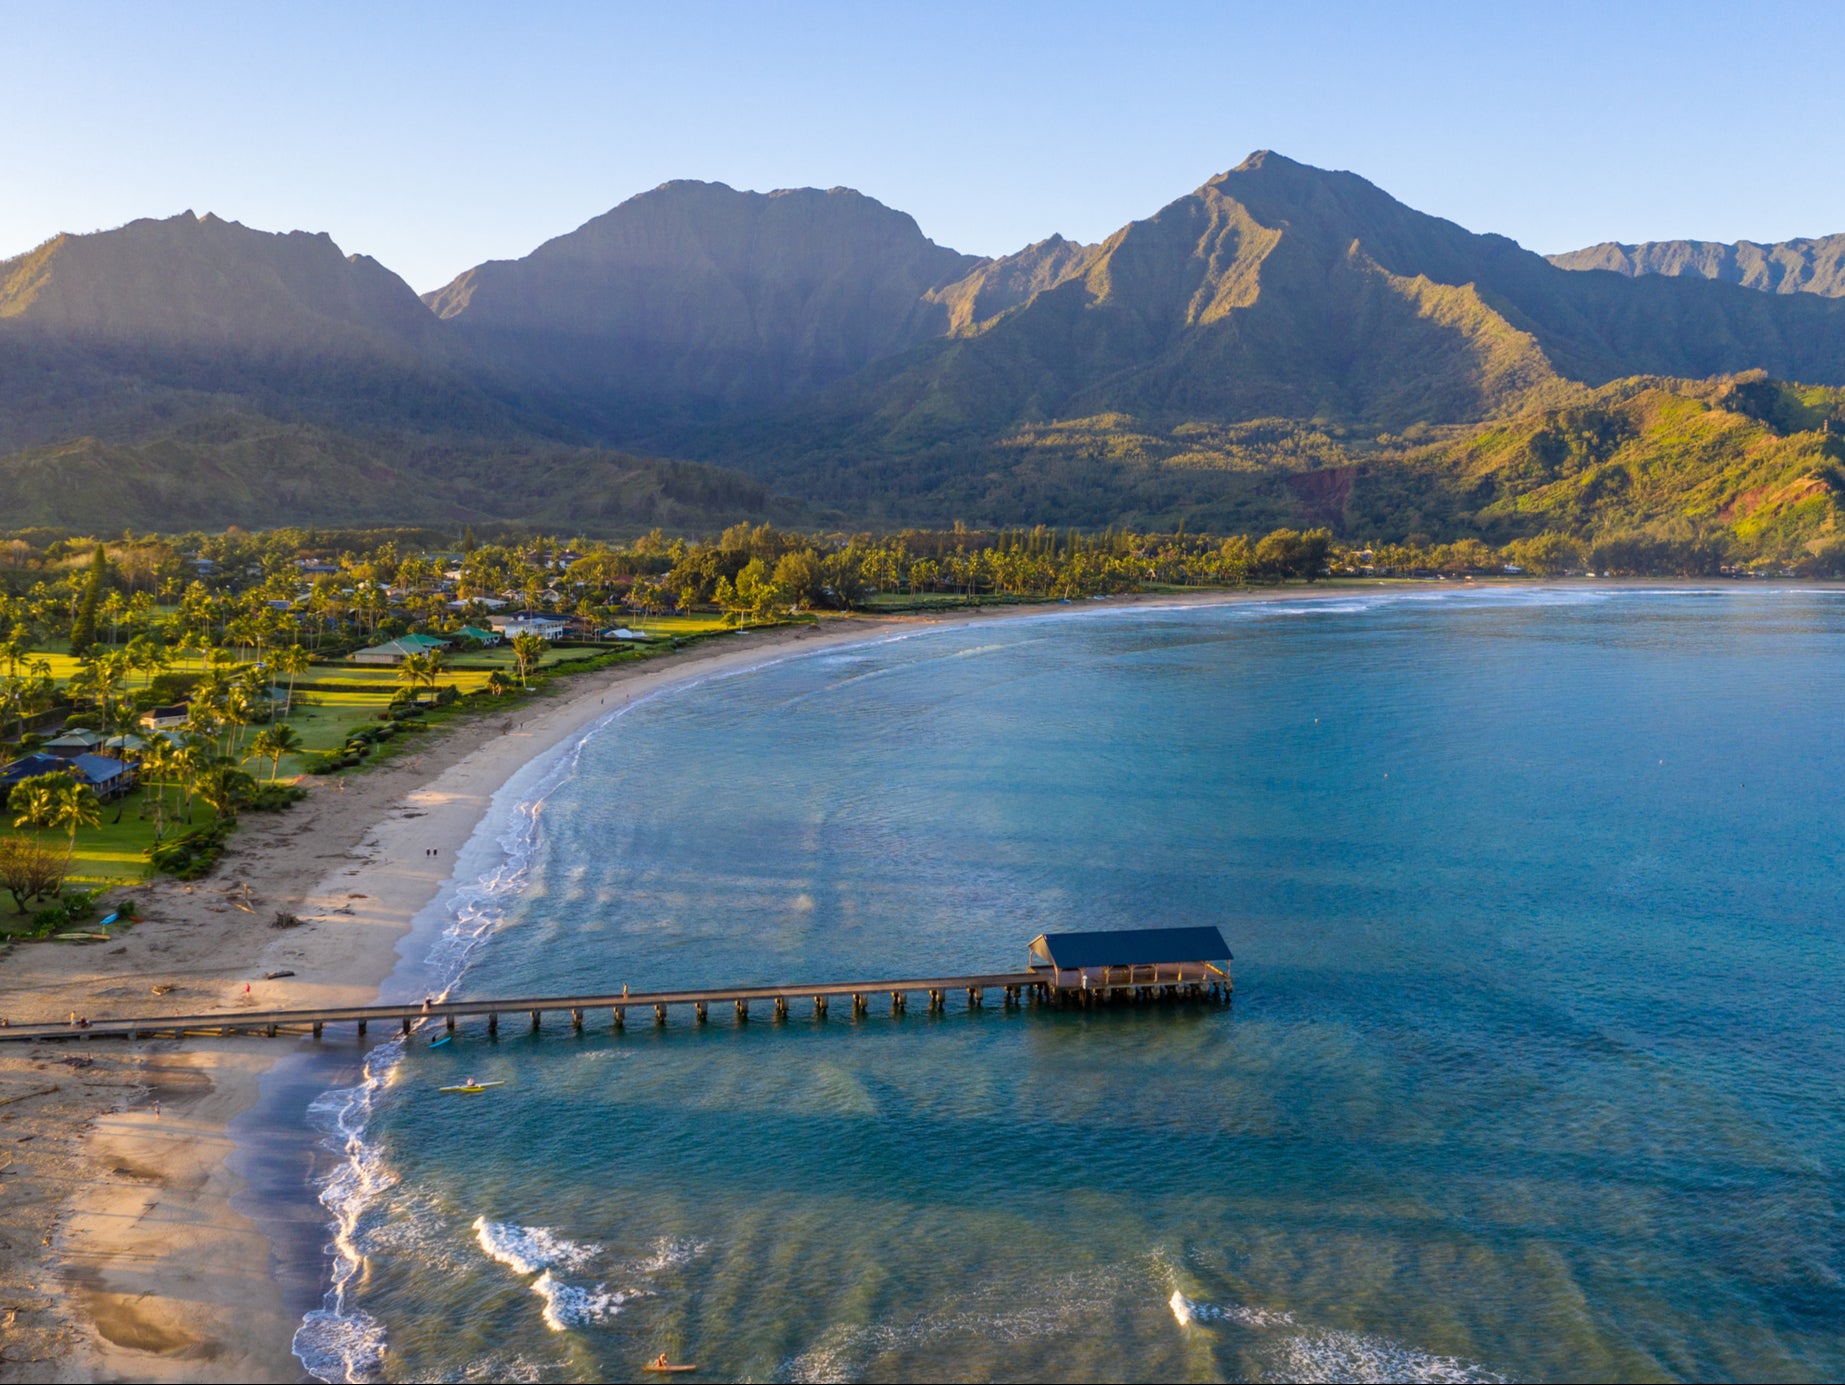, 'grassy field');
0,618,775,931
297,644,613,693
